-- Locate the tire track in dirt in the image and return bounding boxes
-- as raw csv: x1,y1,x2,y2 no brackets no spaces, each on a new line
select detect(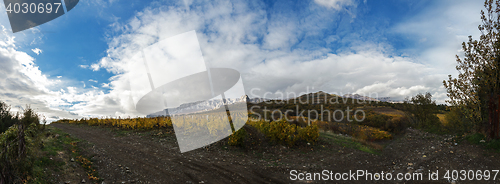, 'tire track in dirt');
51,124,288,184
